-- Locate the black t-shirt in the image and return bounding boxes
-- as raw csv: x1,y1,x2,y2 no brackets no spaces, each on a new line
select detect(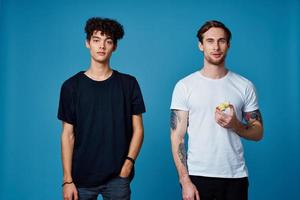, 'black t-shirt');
57,70,146,187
